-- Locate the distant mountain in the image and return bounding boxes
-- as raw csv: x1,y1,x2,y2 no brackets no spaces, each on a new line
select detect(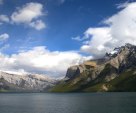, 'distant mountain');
51,43,136,92
0,71,56,92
